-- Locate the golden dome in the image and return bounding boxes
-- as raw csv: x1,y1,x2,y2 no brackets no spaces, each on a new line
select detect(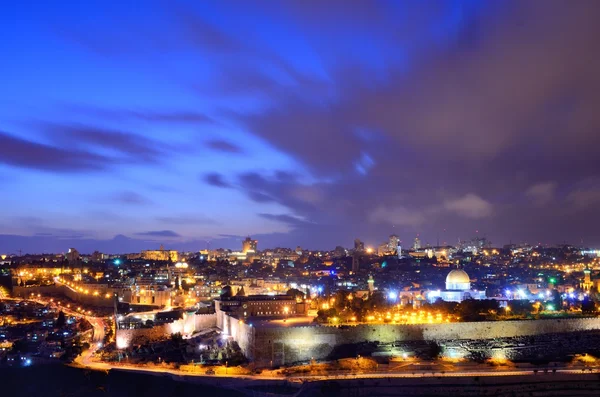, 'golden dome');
446,269,470,285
